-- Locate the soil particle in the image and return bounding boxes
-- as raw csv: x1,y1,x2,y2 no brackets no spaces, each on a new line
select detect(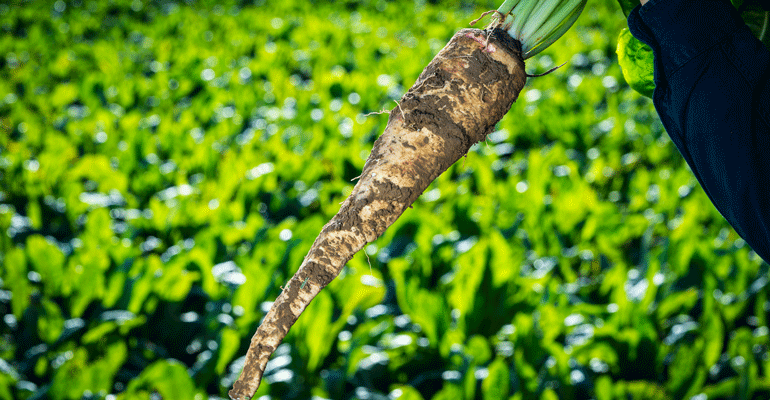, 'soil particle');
402,141,417,151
